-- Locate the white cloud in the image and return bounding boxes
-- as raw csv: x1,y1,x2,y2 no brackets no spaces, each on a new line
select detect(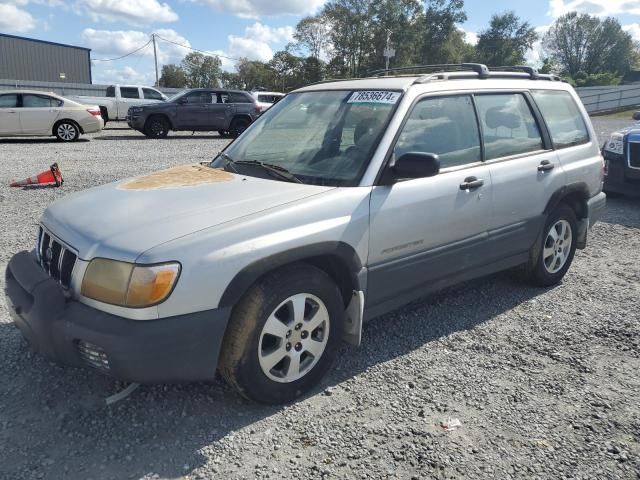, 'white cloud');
245,22,294,44
525,25,551,67
226,22,294,62
549,0,640,18
623,23,640,42
82,28,193,64
458,28,478,46
93,65,153,85
78,0,178,24
192,0,325,18
0,3,36,32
